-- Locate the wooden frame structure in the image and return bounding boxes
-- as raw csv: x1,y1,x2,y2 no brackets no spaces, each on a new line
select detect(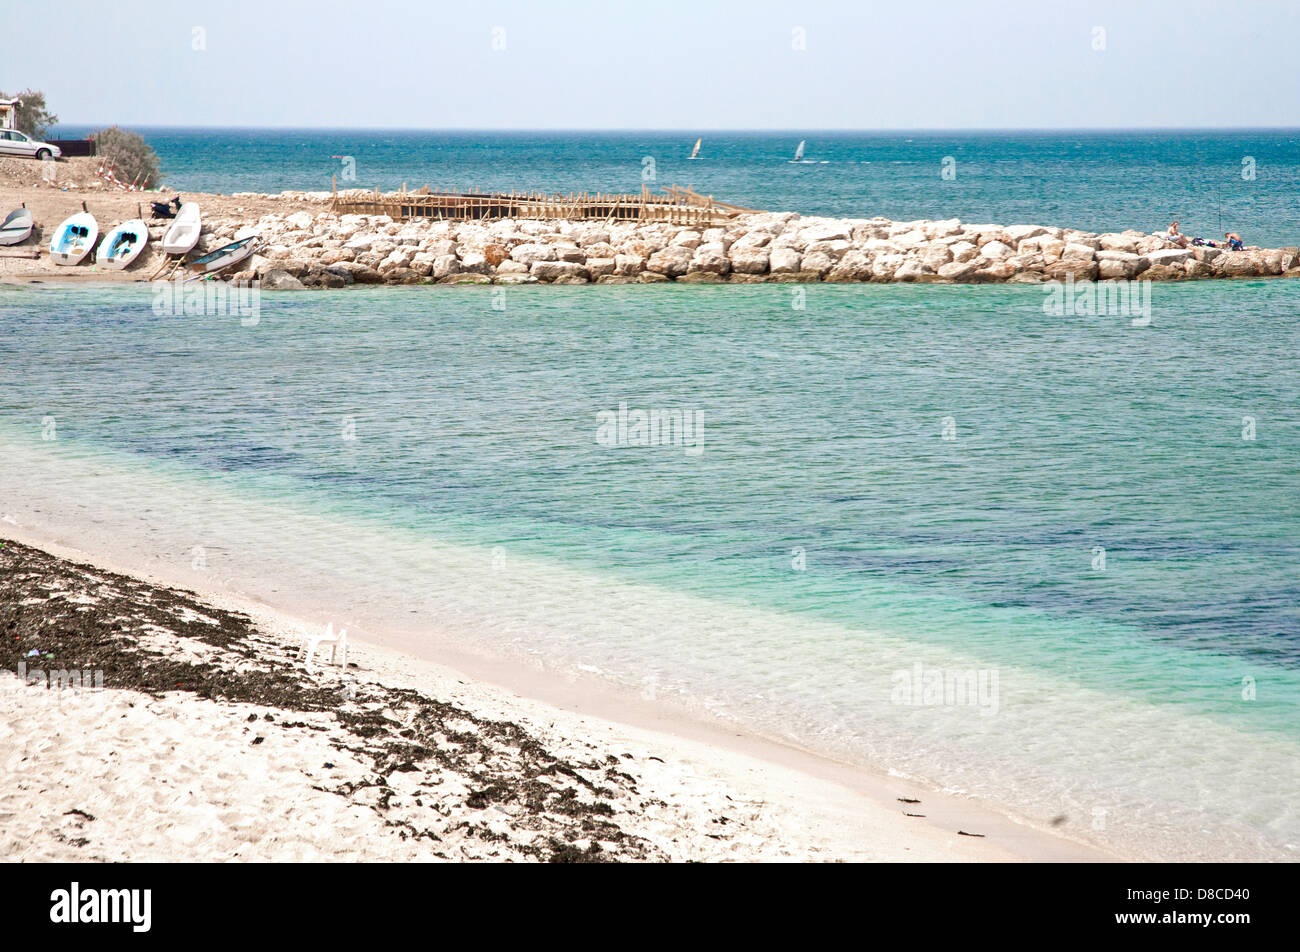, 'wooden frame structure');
329,179,759,226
